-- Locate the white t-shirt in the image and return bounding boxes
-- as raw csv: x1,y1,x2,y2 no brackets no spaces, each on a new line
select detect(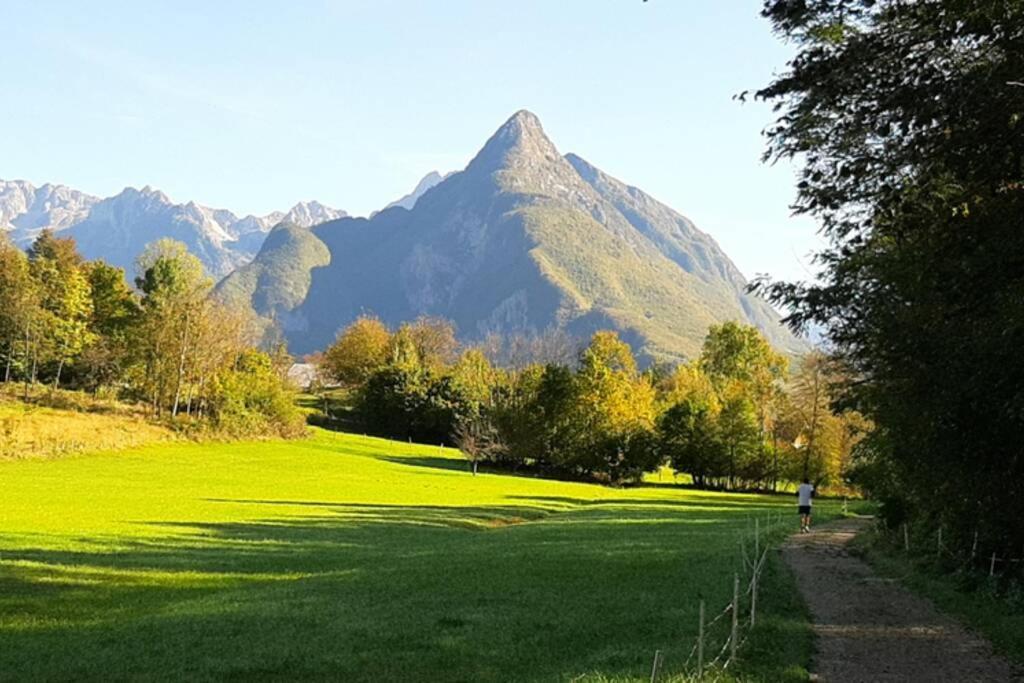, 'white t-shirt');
797,483,814,507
